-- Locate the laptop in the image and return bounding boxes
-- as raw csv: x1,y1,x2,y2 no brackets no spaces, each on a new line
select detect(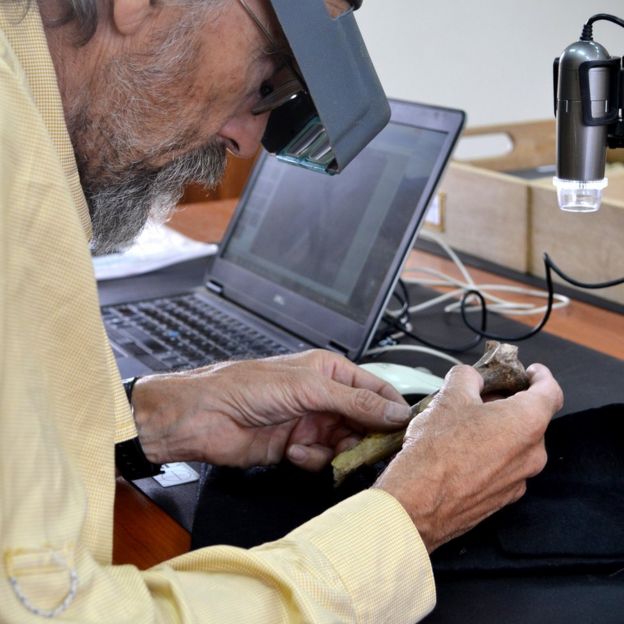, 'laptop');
101,99,465,378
